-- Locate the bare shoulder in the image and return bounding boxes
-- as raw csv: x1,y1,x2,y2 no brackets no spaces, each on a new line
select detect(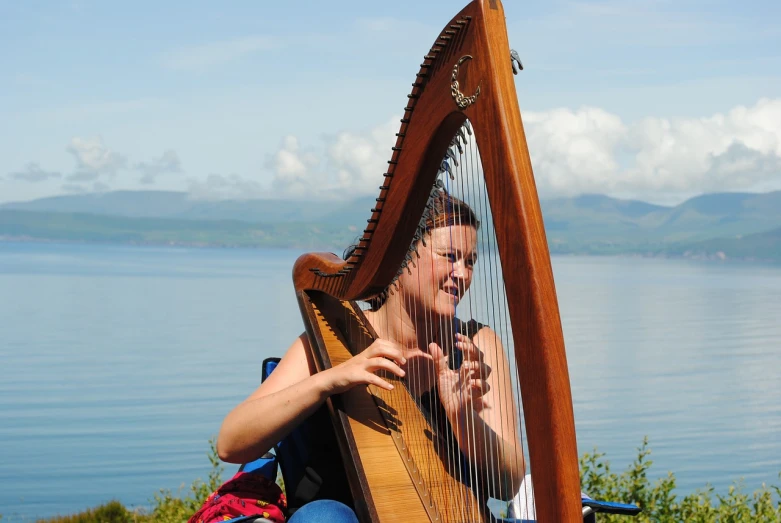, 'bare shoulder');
471,325,507,364
244,333,316,402
467,322,499,344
